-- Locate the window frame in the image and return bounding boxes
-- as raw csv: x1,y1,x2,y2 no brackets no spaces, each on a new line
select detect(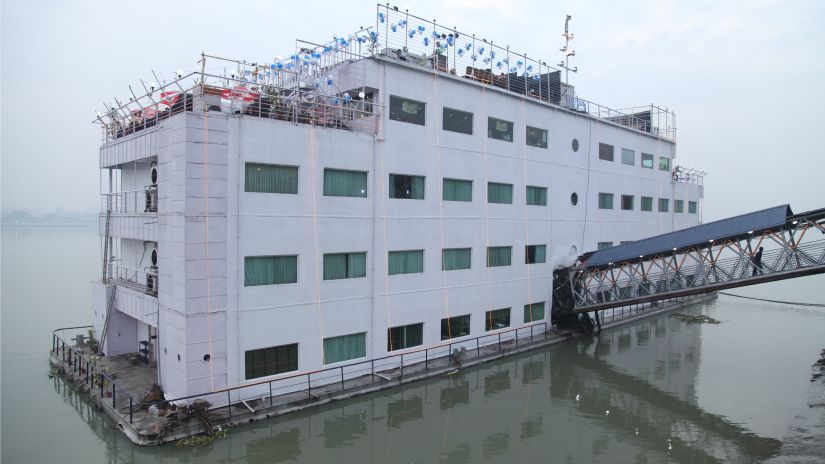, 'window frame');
441,314,471,340
641,153,654,169
525,126,548,148
323,332,367,365
388,250,424,275
659,198,670,213
641,196,653,212
689,201,698,214
485,308,511,331
674,199,684,213
442,107,473,135
526,185,548,206
487,116,514,142
442,248,472,271
486,246,512,267
525,244,546,264
322,252,367,280
244,255,298,286
621,148,635,166
598,143,615,161
523,302,545,323
387,323,424,351
389,174,425,200
442,178,473,202
323,168,368,198
244,163,299,194
487,182,514,204
659,156,671,171
598,192,614,210
389,95,426,126
621,194,634,211
245,343,298,380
